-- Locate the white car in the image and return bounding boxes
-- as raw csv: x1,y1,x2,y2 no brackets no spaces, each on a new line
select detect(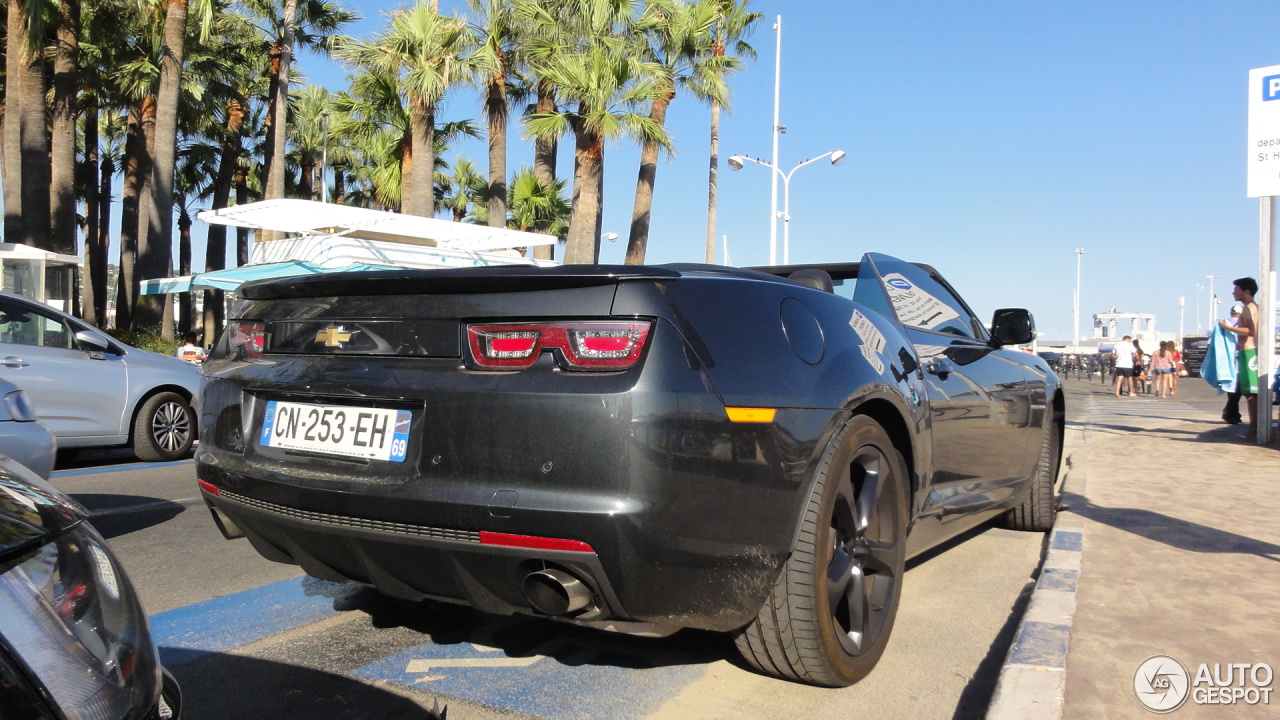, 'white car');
0,292,200,461
0,376,56,478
